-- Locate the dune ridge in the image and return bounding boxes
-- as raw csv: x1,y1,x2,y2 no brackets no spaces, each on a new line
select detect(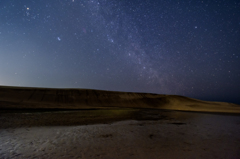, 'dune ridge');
0,86,239,113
